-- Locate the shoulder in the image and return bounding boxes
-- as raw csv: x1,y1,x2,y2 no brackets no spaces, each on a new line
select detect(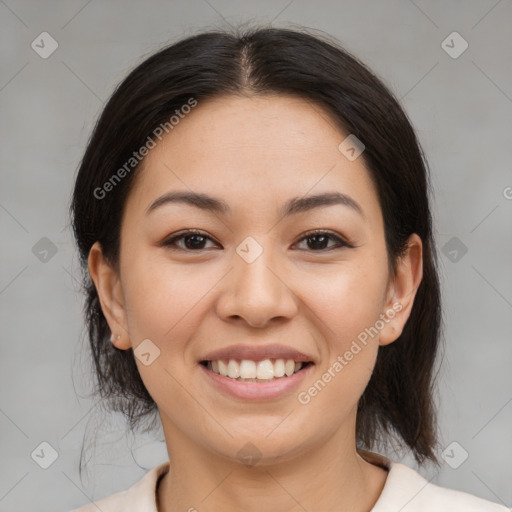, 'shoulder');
372,461,510,512
69,461,170,512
